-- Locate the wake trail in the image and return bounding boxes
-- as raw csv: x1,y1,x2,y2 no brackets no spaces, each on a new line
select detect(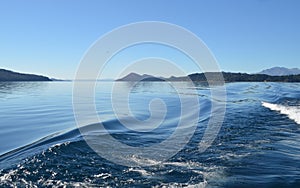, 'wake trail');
262,102,300,125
